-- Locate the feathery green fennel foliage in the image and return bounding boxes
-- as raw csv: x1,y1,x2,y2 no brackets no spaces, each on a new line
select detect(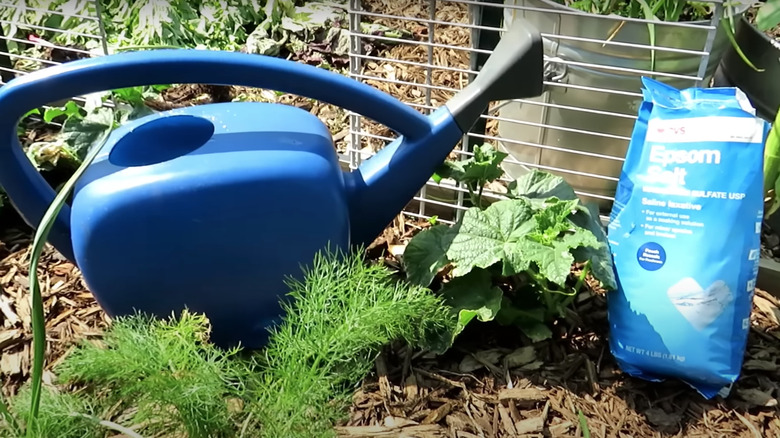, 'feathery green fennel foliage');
1,248,456,438
249,247,457,437
5,386,103,438
55,311,247,438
